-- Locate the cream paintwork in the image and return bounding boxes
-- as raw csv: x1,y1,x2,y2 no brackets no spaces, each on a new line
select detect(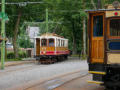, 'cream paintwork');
106,11,120,18
107,53,120,64
34,33,68,56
